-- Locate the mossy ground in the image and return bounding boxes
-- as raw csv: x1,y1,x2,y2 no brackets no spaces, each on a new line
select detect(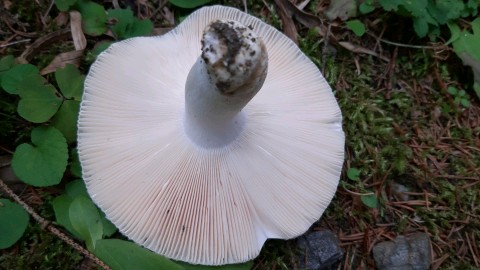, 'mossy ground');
1,0,479,269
